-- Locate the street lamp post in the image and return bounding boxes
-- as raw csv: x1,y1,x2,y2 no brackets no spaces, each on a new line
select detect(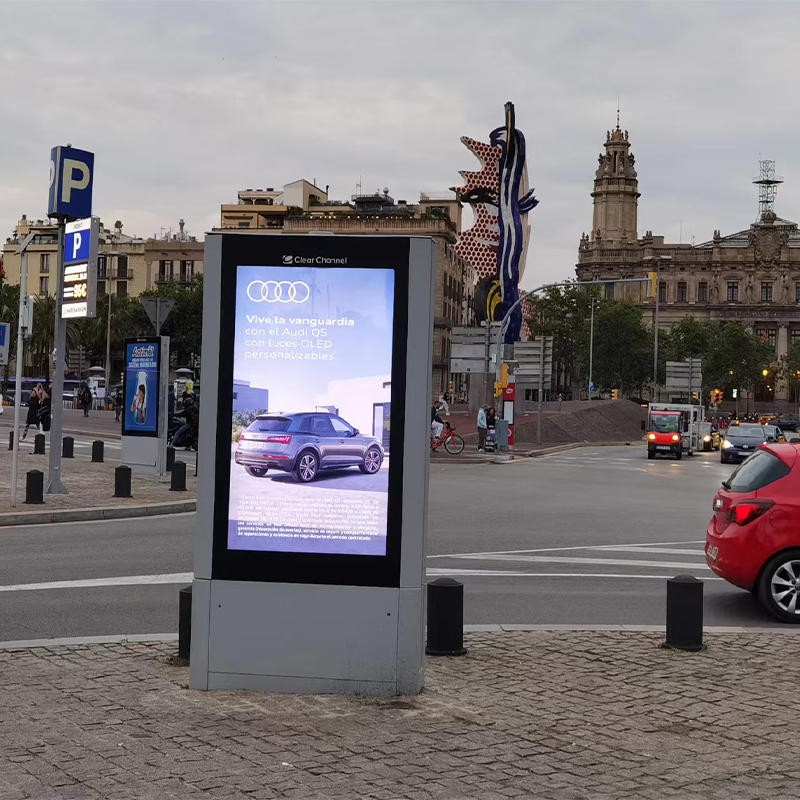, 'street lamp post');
588,298,597,400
